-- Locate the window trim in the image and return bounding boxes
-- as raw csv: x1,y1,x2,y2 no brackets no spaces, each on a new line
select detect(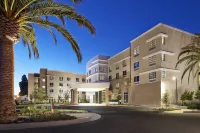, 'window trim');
149,55,156,66
134,61,140,70
134,75,139,84
149,72,156,82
